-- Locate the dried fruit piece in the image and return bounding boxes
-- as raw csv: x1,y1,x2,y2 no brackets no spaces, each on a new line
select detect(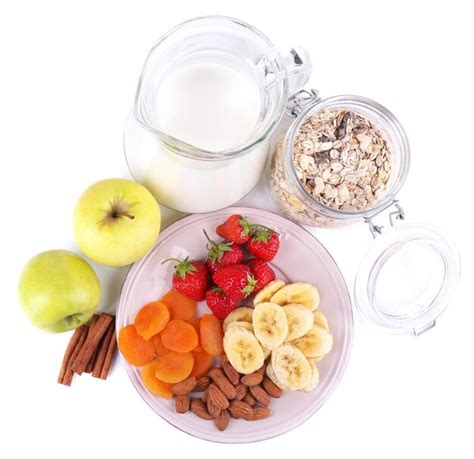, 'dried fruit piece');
141,361,173,399
151,334,170,357
161,290,197,321
190,398,213,420
135,301,170,340
187,316,201,335
190,350,213,378
200,314,224,356
118,324,156,367
161,319,199,353
175,394,190,413
172,376,197,395
153,351,194,384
